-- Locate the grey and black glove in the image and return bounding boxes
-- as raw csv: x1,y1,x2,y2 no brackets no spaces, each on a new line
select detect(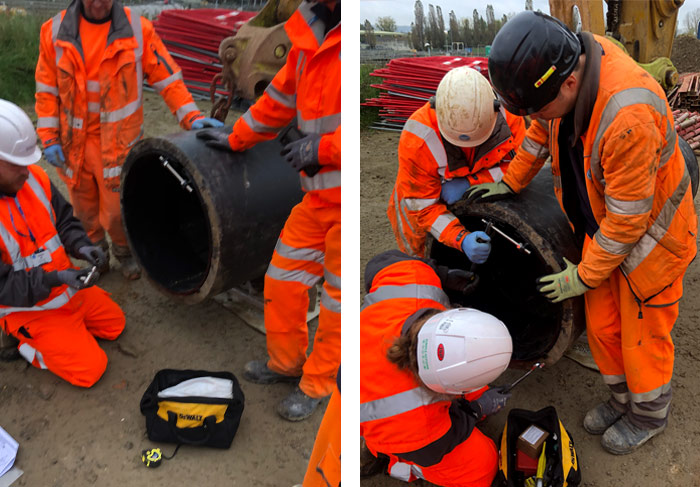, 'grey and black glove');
77,245,107,268
444,268,479,295
281,133,322,176
56,268,94,290
473,386,512,417
196,129,234,152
